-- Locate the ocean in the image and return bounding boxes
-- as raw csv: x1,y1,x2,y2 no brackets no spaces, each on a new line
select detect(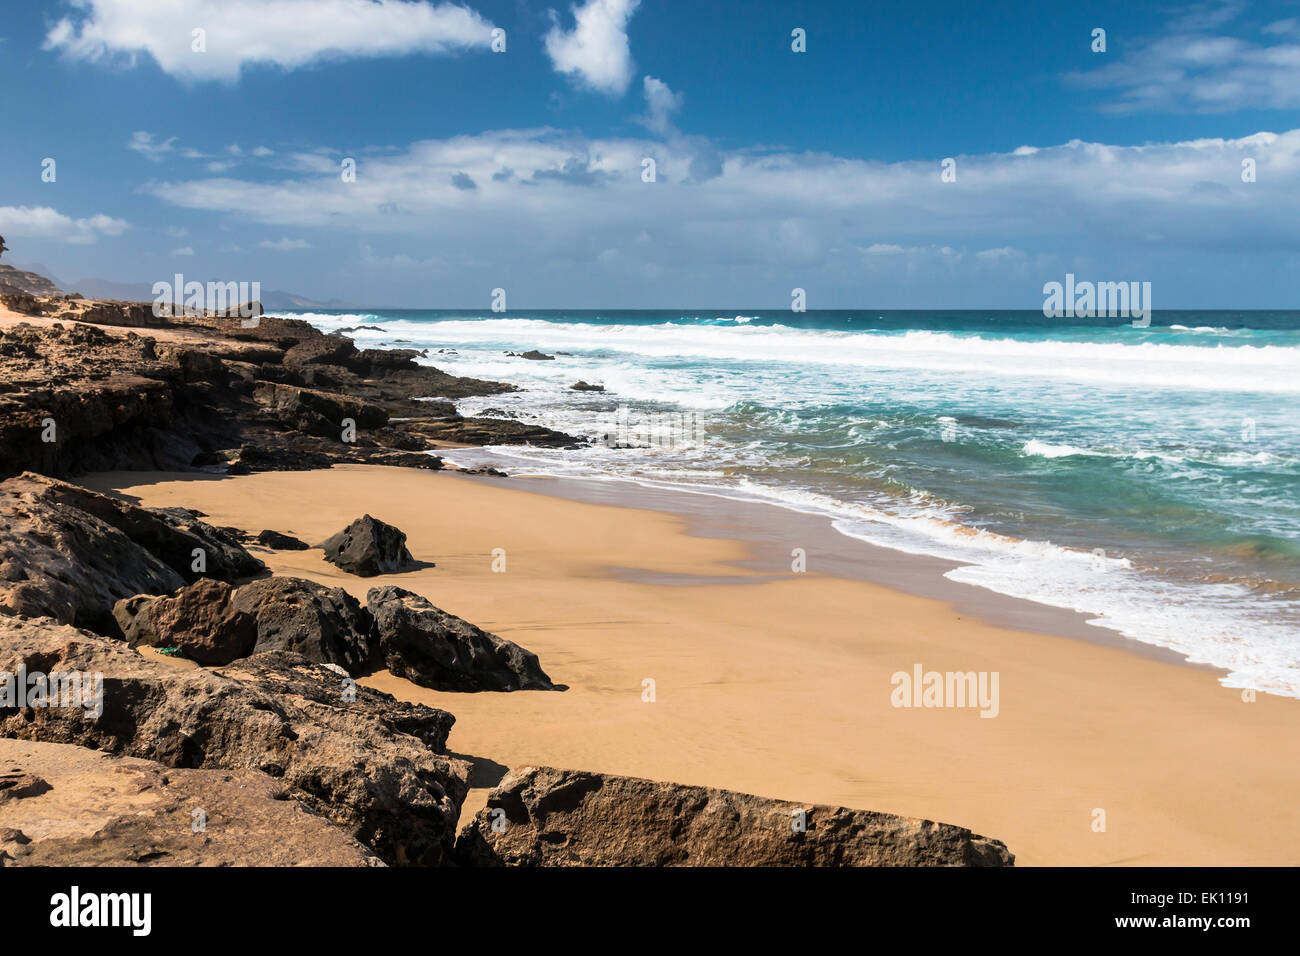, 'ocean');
277,309,1300,697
